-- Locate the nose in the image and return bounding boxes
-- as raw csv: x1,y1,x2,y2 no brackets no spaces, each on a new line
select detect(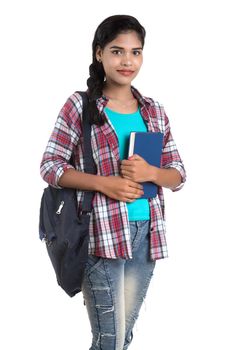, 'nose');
121,52,132,67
